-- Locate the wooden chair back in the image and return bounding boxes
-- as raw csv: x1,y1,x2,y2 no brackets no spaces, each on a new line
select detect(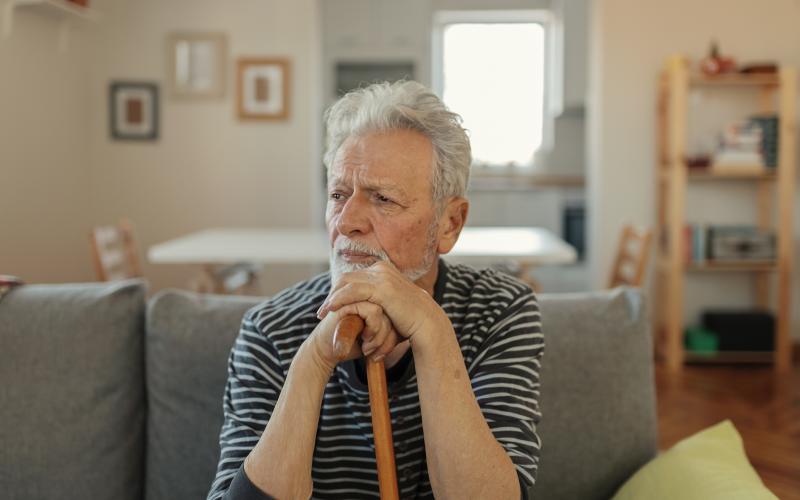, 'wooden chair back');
89,219,142,281
609,225,653,288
